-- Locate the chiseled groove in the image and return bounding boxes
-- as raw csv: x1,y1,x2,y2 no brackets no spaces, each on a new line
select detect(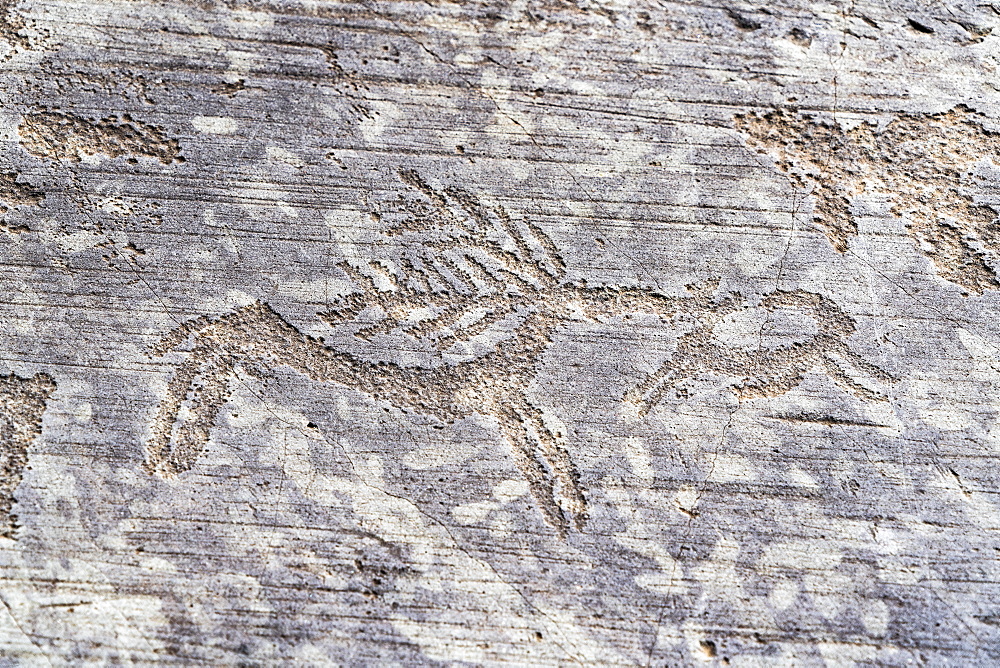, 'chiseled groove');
149,170,895,538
